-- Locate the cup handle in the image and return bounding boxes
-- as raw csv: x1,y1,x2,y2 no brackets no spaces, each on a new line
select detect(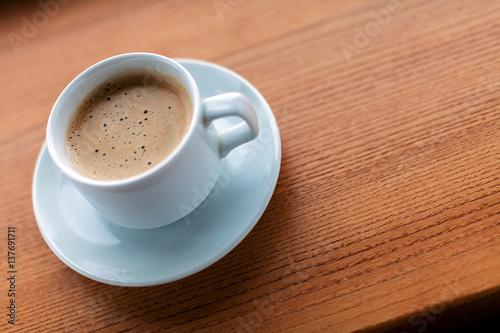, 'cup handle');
202,92,259,158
